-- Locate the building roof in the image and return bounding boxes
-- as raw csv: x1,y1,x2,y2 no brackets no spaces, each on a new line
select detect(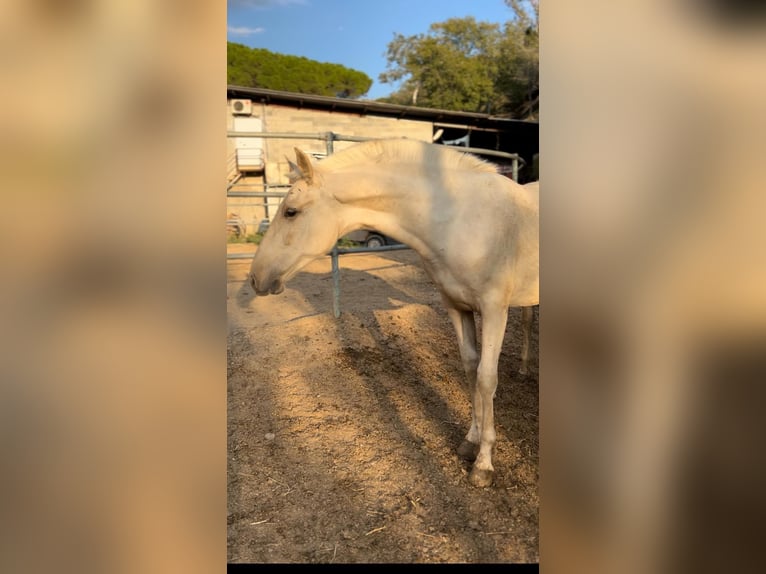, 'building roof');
227,85,536,131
